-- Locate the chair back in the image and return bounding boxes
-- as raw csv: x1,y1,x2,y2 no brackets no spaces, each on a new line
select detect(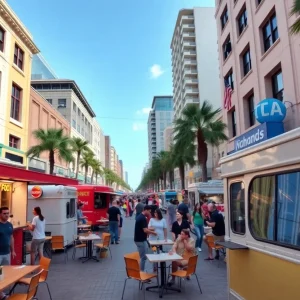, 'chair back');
39,256,51,281
186,255,198,276
206,235,216,248
26,270,43,300
124,252,140,263
102,233,111,247
124,255,141,280
51,235,64,249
